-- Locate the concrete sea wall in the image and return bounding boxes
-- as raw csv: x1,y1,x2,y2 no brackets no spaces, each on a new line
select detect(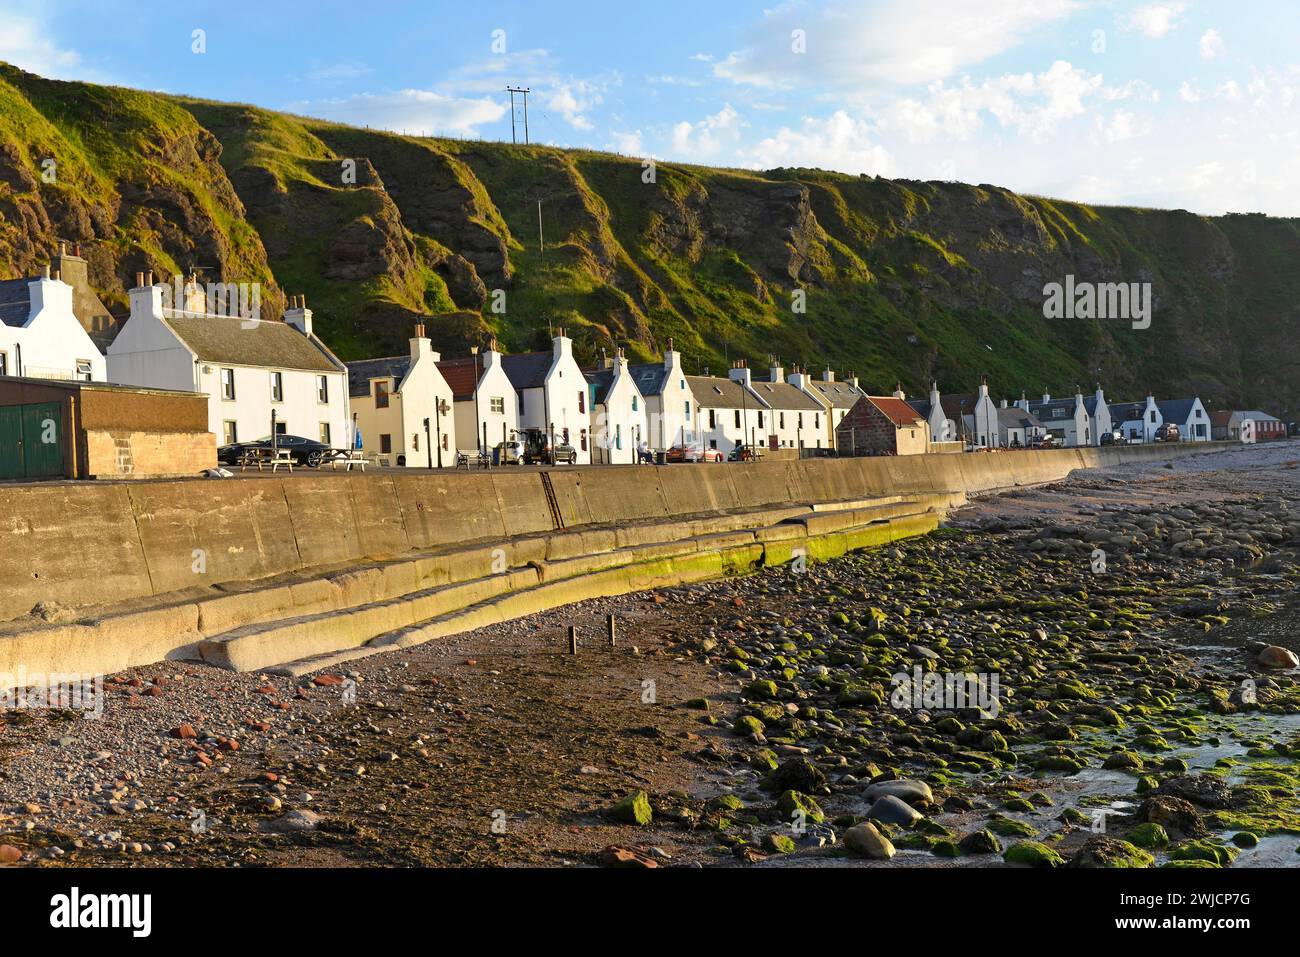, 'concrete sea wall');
0,443,1220,624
